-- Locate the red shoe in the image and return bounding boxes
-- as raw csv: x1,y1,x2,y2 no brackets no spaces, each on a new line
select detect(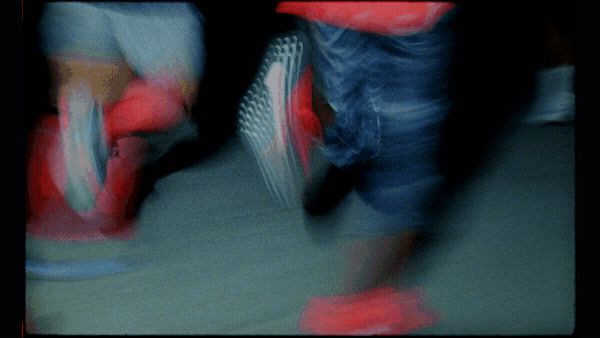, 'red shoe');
299,287,439,335
27,115,146,241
